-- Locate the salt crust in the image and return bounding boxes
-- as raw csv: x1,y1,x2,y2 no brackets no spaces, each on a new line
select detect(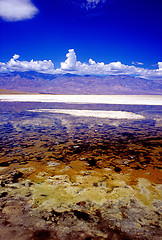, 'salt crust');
0,94,162,105
29,109,145,120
